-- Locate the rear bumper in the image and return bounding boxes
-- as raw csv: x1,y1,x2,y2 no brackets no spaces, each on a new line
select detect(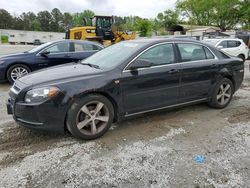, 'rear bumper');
234,68,244,91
